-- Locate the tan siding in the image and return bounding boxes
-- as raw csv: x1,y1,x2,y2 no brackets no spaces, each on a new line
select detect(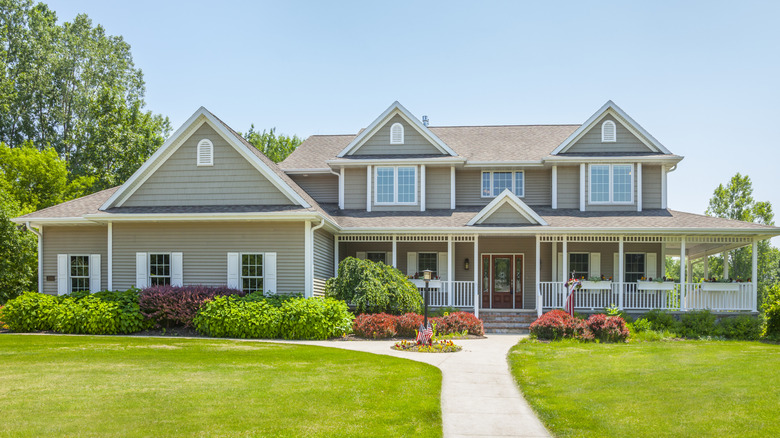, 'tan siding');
425,167,451,209
456,169,489,207
478,237,538,309
41,225,108,295
524,169,551,206
642,165,662,209
353,114,443,155
289,174,338,204
557,166,579,208
343,167,367,209
123,123,293,207
453,242,475,282
313,229,334,297
566,115,654,154
112,222,304,293
481,203,532,225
